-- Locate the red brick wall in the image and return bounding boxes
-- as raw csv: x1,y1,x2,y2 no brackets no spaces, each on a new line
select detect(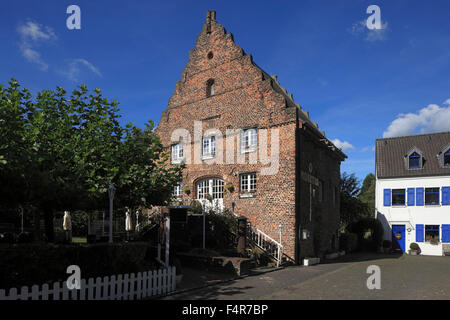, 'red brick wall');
155,13,344,263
